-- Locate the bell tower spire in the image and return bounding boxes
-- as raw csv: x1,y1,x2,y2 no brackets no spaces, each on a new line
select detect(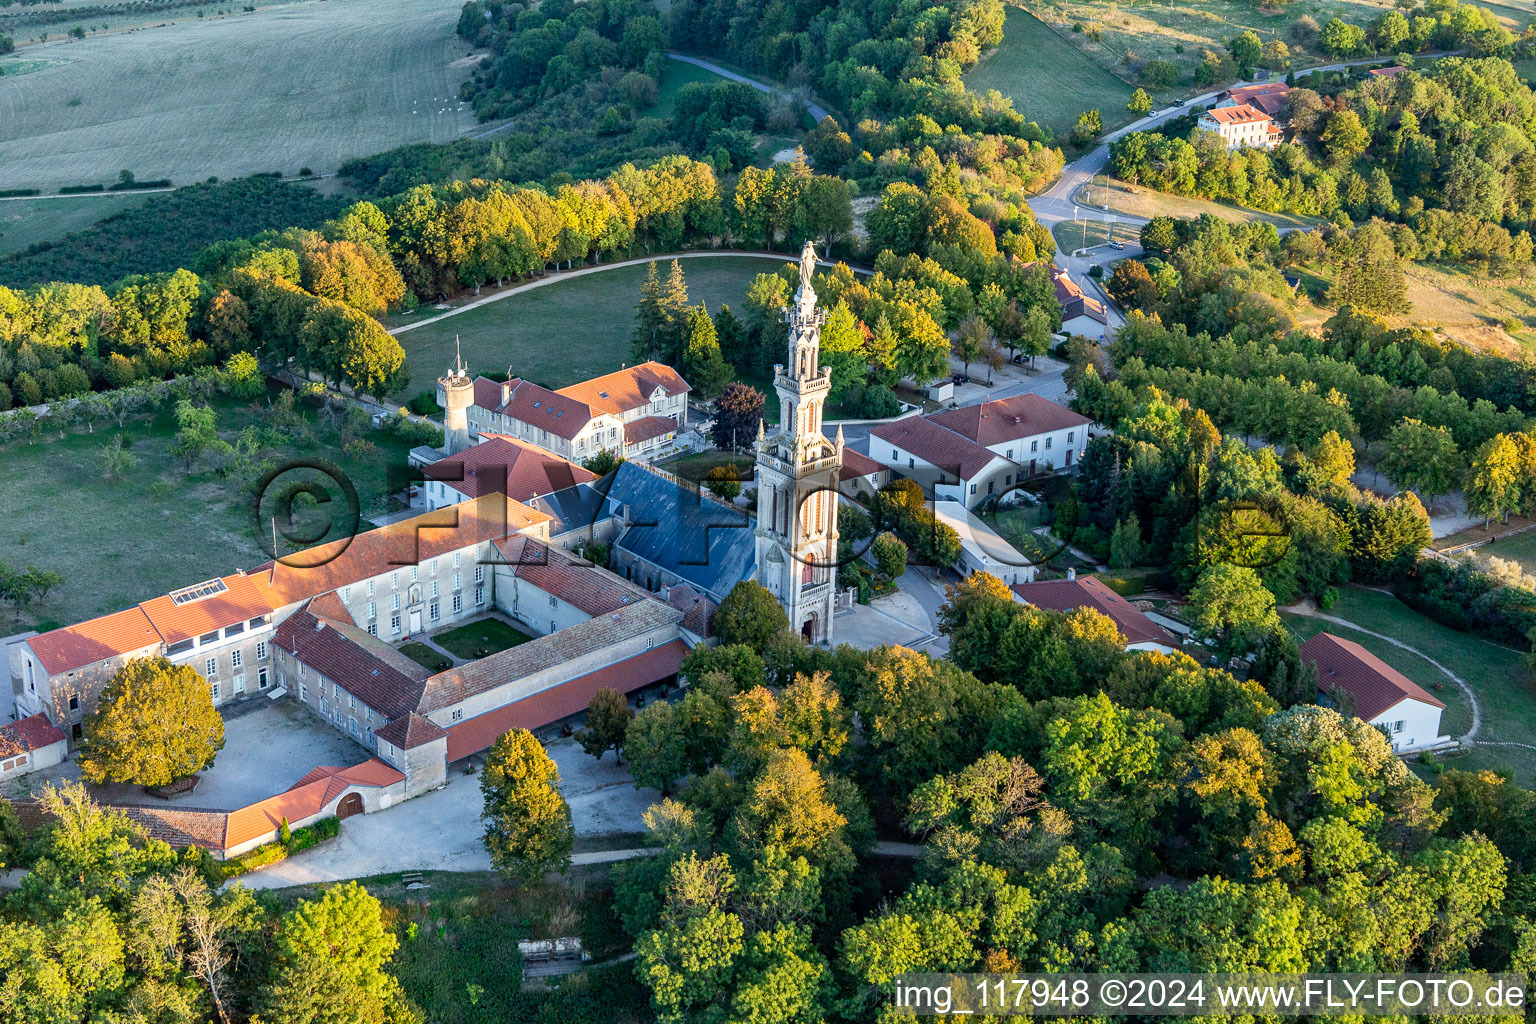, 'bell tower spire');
753,240,841,646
